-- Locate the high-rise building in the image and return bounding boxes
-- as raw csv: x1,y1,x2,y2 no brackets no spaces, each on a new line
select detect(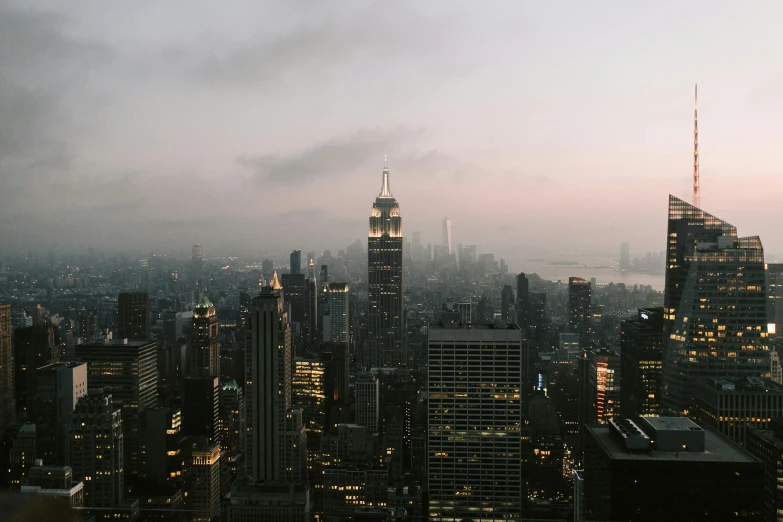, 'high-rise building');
441,218,452,255
583,417,763,521
75,339,157,476
747,419,783,522
568,277,591,341
663,195,738,335
14,322,57,417
281,273,307,331
620,308,665,417
500,284,514,324
529,292,547,341
619,242,630,270
190,297,219,378
355,374,379,433
183,376,221,445
368,158,404,367
323,283,349,345
190,442,221,522
0,304,13,431
118,292,150,340
306,260,319,347
220,380,246,466
428,324,523,521
588,348,621,423
767,263,783,339
662,196,768,416
290,249,302,275
70,391,124,508
162,309,183,343
31,361,87,465
695,377,783,446
245,278,305,484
